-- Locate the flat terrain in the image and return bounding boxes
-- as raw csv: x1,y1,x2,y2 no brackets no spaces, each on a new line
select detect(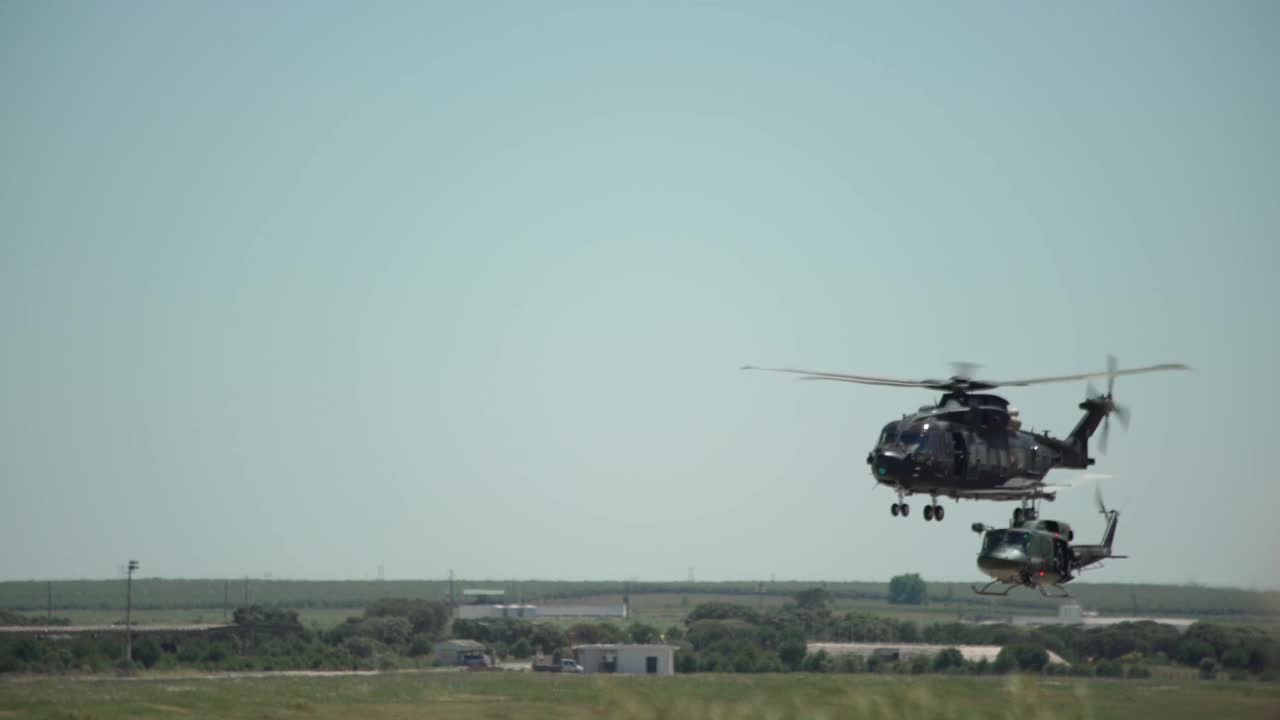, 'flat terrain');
1,671,1277,720
5,607,359,630
4,579,1277,623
